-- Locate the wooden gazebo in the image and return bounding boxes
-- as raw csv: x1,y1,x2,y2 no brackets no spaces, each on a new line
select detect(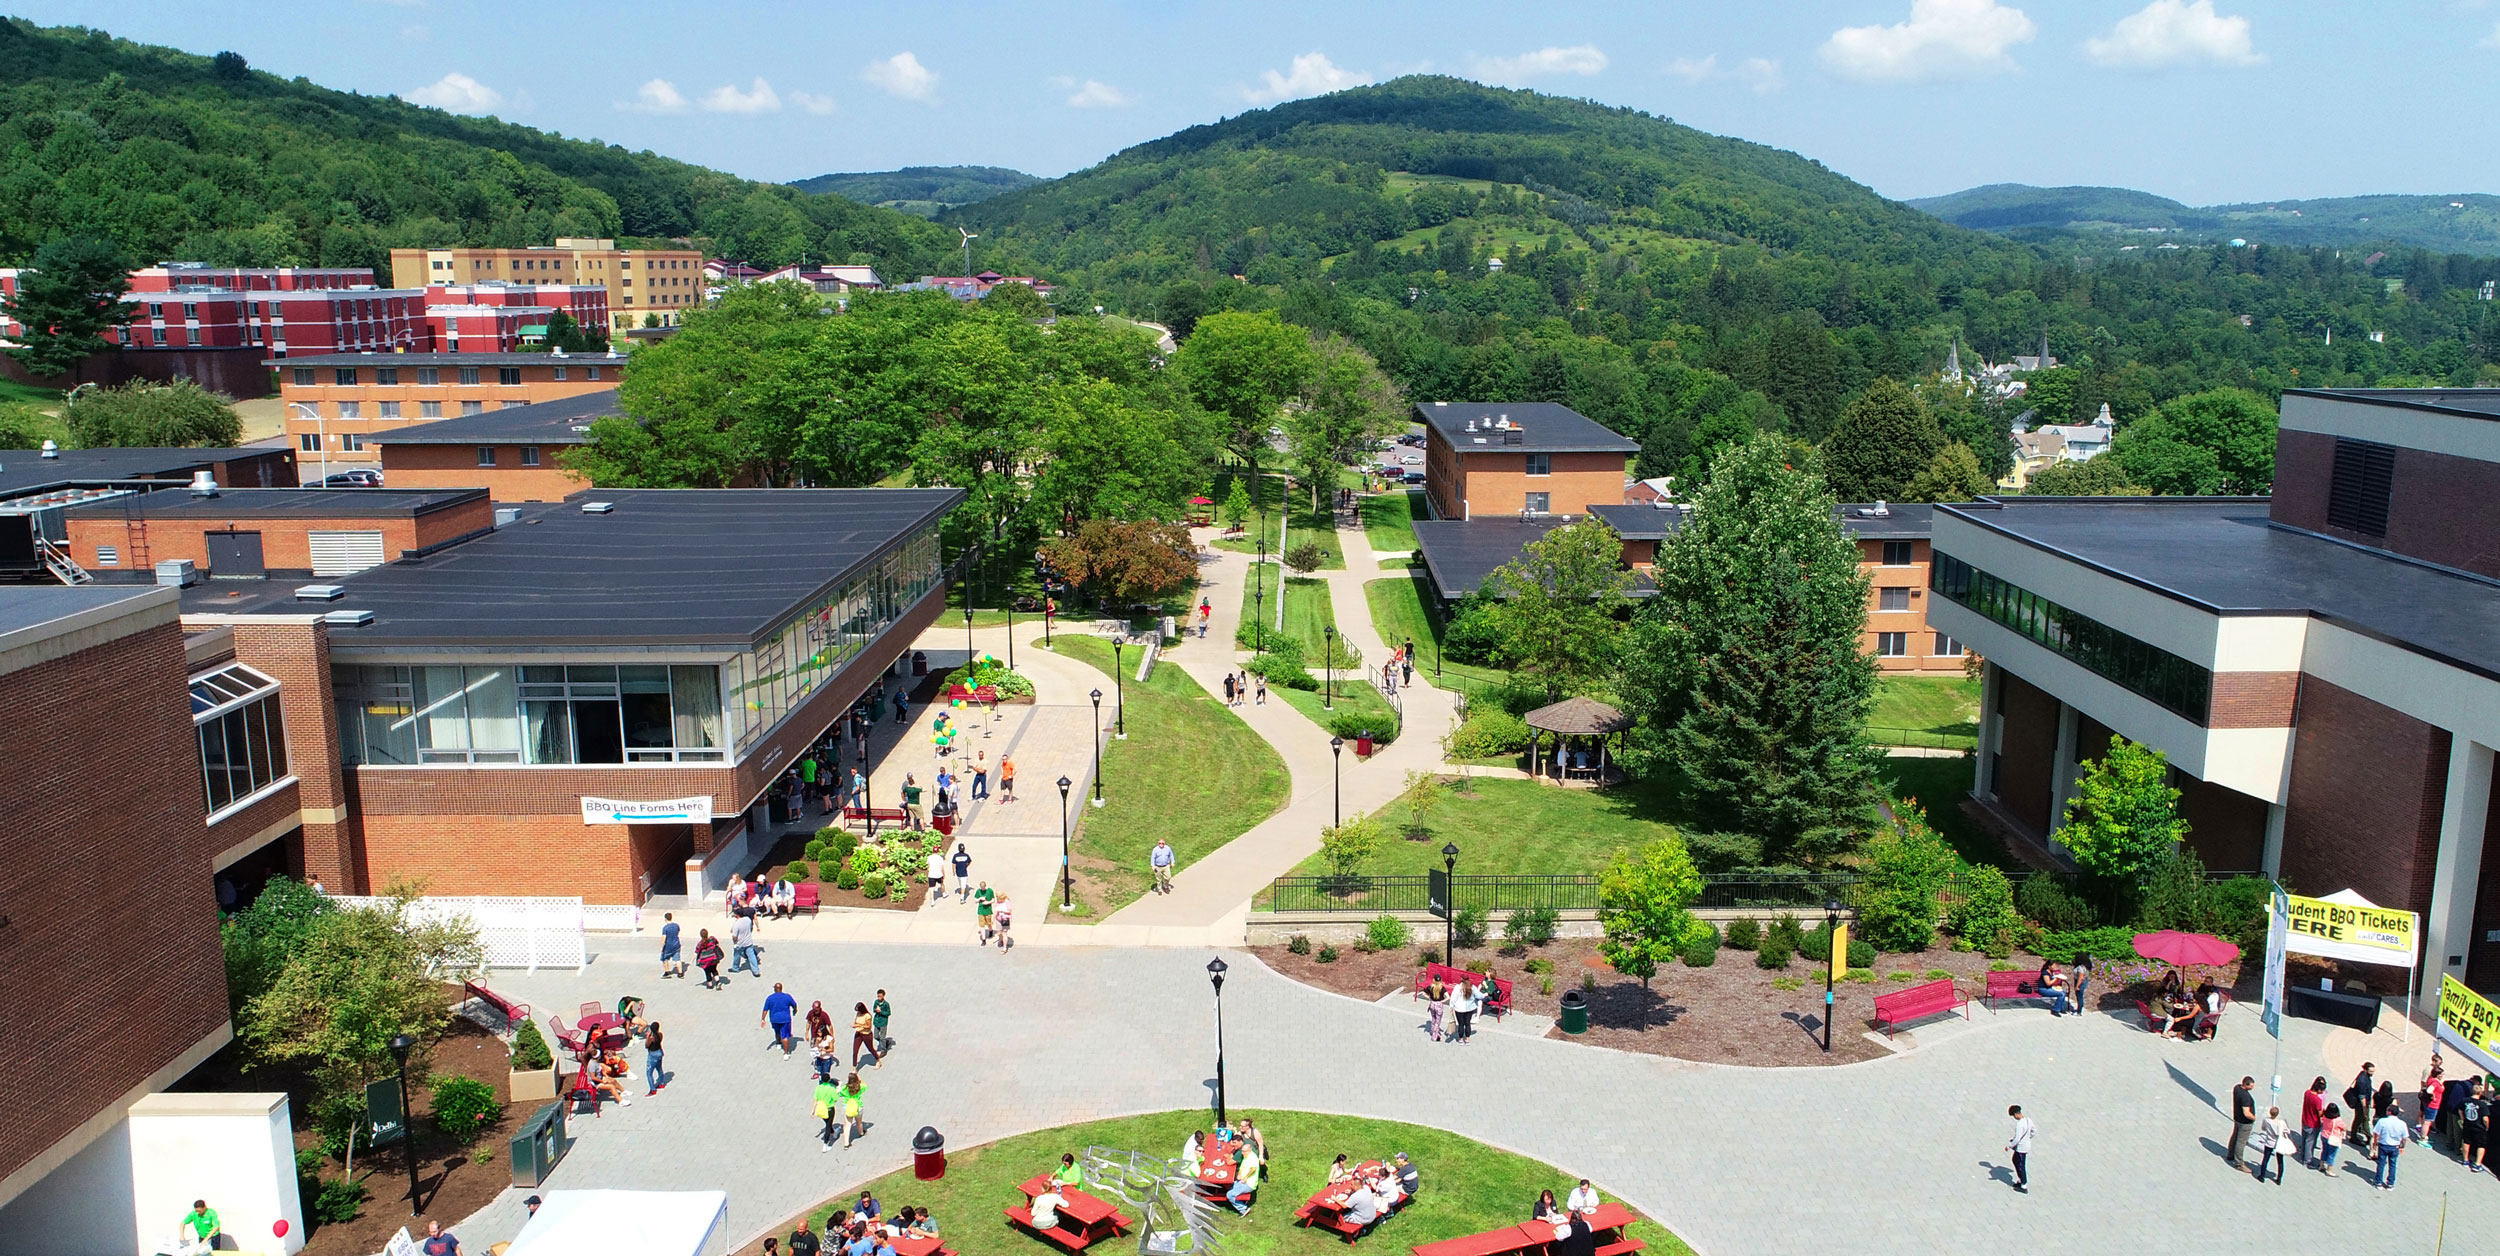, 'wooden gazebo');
1523,696,1631,787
